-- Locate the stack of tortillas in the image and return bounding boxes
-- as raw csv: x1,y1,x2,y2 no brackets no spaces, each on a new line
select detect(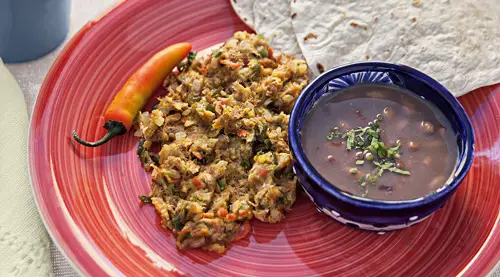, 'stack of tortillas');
230,0,500,96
